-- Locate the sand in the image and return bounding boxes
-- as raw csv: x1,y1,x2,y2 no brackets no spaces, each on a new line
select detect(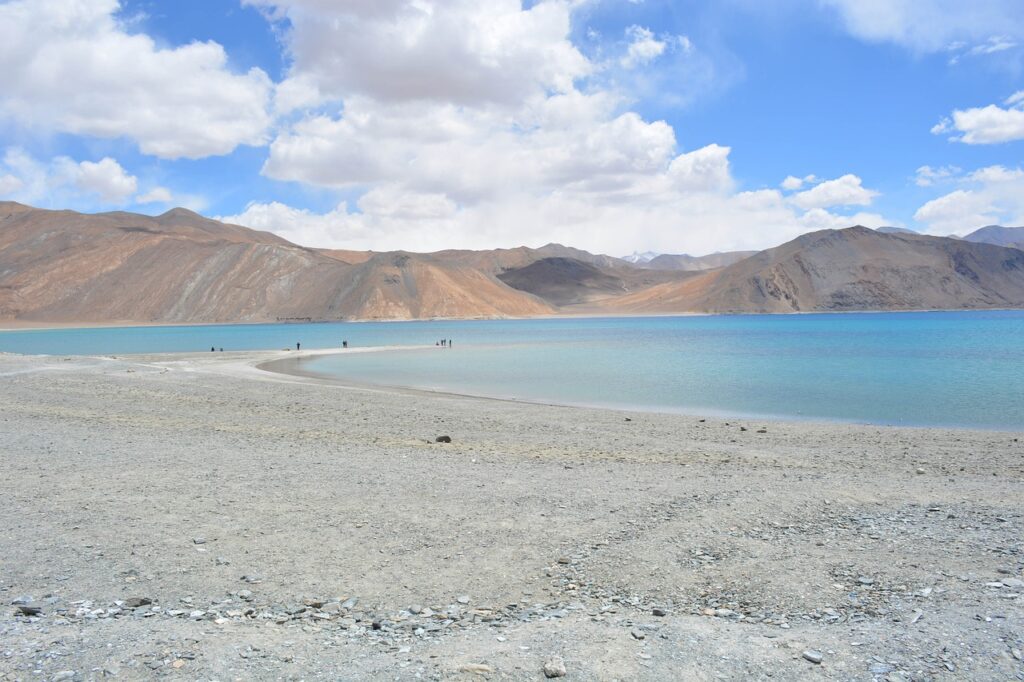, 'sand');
0,349,1022,681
